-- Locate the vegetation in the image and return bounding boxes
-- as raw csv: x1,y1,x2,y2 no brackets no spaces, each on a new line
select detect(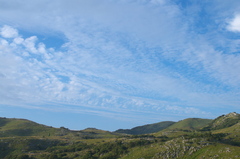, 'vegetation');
115,121,175,135
166,118,212,130
201,112,240,131
0,112,239,159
